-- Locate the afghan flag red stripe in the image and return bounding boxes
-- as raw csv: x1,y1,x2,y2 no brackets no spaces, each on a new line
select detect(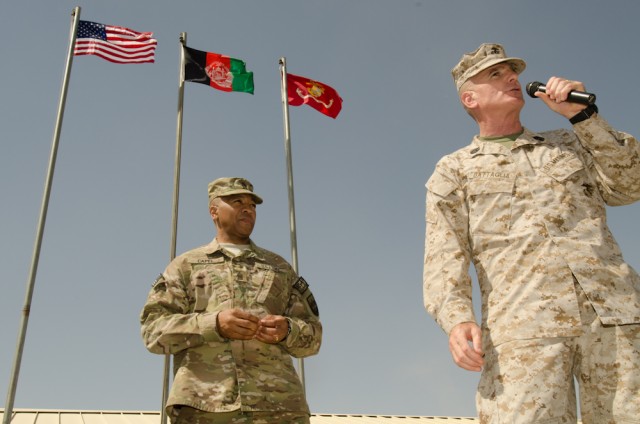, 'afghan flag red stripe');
184,46,254,94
